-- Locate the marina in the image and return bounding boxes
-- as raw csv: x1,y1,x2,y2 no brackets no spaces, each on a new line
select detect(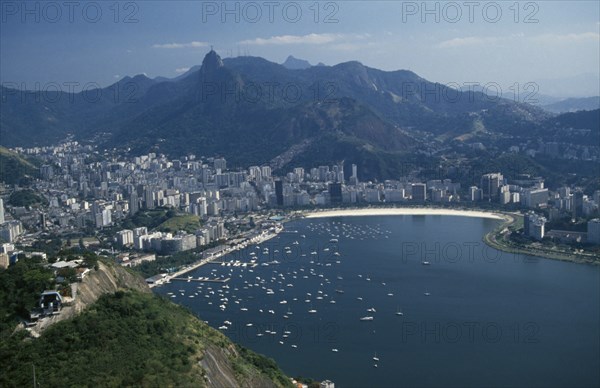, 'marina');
155,215,600,387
